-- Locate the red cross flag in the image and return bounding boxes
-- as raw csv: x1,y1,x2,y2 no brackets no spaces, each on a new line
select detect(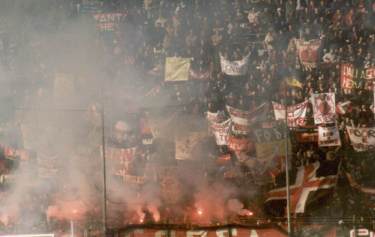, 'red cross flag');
265,161,338,214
